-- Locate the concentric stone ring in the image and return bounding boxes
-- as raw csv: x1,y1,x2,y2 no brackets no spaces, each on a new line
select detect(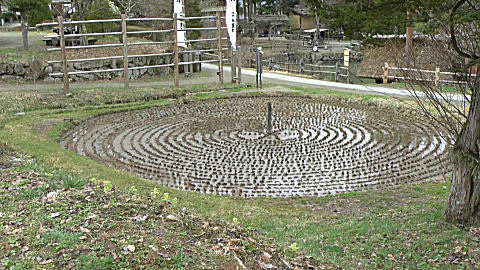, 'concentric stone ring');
60,96,449,197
